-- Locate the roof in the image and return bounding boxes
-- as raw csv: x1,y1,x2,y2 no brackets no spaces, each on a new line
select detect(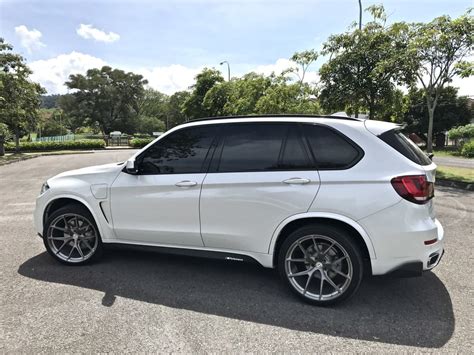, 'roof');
190,114,362,123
